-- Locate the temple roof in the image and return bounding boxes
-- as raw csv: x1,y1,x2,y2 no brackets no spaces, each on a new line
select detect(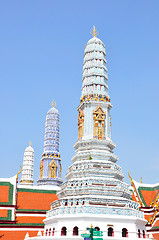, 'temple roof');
132,180,159,207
